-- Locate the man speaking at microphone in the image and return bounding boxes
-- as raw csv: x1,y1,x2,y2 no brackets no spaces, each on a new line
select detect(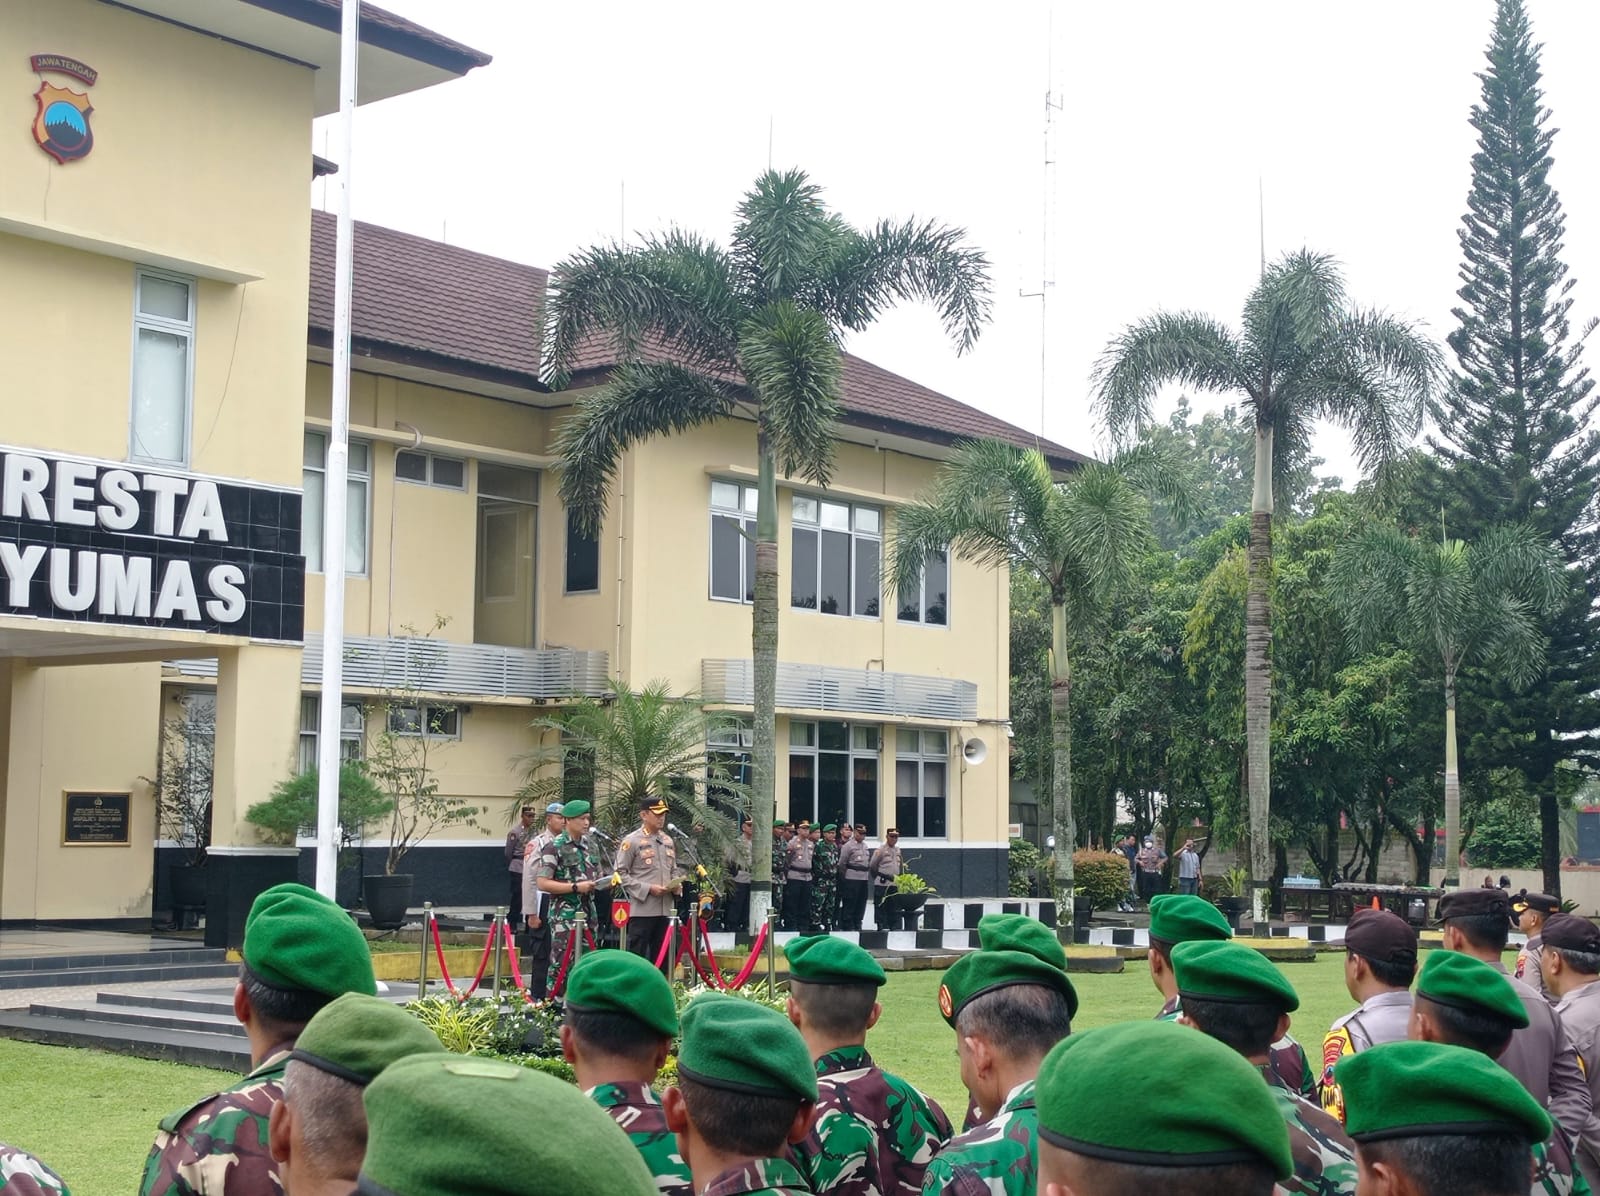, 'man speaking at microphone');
616,796,685,969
